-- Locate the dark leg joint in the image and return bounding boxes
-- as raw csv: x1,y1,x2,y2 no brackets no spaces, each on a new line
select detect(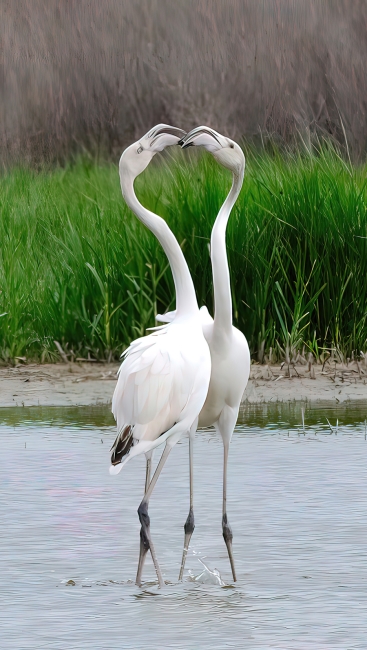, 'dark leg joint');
138,502,150,552
138,501,150,528
222,513,233,545
184,507,195,535
139,527,150,552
